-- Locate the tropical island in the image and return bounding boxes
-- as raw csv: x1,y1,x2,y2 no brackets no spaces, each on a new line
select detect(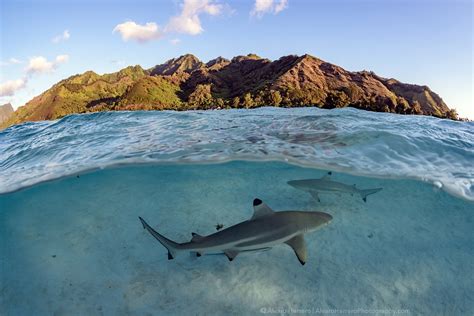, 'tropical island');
0,53,458,128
